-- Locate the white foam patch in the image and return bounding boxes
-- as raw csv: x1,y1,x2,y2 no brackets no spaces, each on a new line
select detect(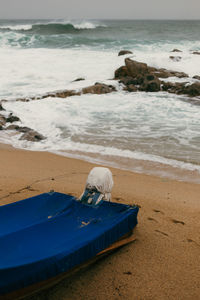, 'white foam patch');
0,48,124,100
